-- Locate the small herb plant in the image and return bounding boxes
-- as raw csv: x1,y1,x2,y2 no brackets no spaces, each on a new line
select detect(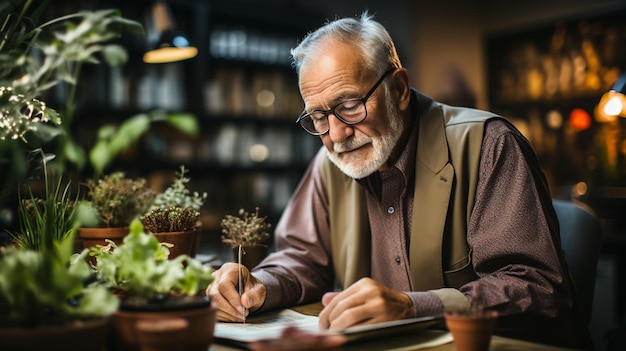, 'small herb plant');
8,151,77,250
221,207,271,249
141,207,199,233
140,165,207,233
150,165,207,212
82,172,156,228
79,219,214,301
